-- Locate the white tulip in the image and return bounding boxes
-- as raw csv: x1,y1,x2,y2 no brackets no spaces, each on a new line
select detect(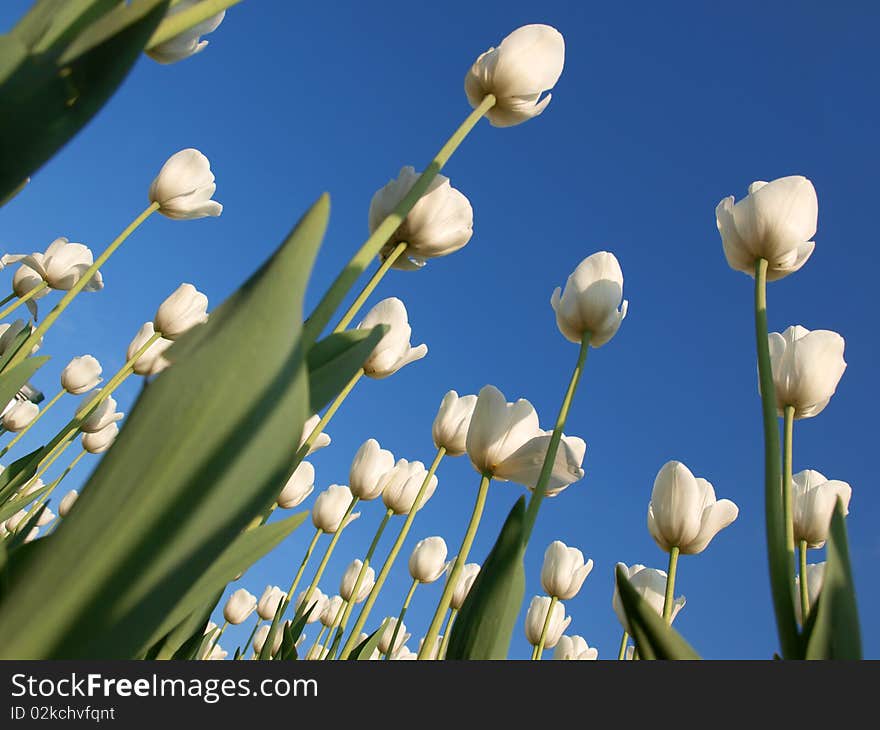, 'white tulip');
17,478,44,498
5,509,29,533
58,490,79,517
252,622,289,657
146,0,226,65
356,298,427,378
36,507,55,527
127,322,173,376
553,635,598,660
541,541,593,600
792,470,852,548
768,325,846,419
551,251,628,347
0,253,26,270
356,632,381,660
465,24,565,128
349,438,395,500
716,176,818,281
391,645,417,660
612,563,685,632
340,559,374,603
256,585,285,621
0,320,41,356
794,562,826,624
524,596,571,649
61,355,102,394
320,595,345,628
311,485,359,533
449,562,480,610
647,461,739,555
276,461,315,509
417,635,442,660
223,588,257,625
82,422,118,453
432,390,478,456
299,414,331,455
2,400,38,431
79,395,124,433
21,238,104,294
369,166,473,270
378,617,410,655
380,459,438,515
205,644,227,661
11,261,50,310
295,588,328,623
409,536,448,583
148,148,223,219
23,526,39,543
154,283,209,340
